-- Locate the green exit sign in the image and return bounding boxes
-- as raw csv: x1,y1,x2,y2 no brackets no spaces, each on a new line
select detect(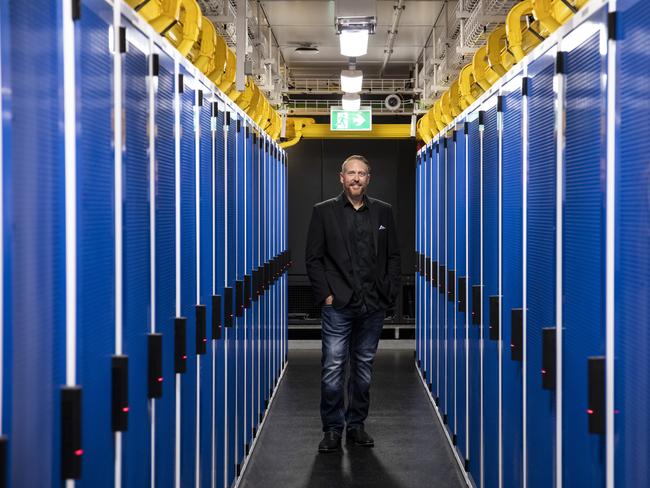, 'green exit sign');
330,107,372,131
